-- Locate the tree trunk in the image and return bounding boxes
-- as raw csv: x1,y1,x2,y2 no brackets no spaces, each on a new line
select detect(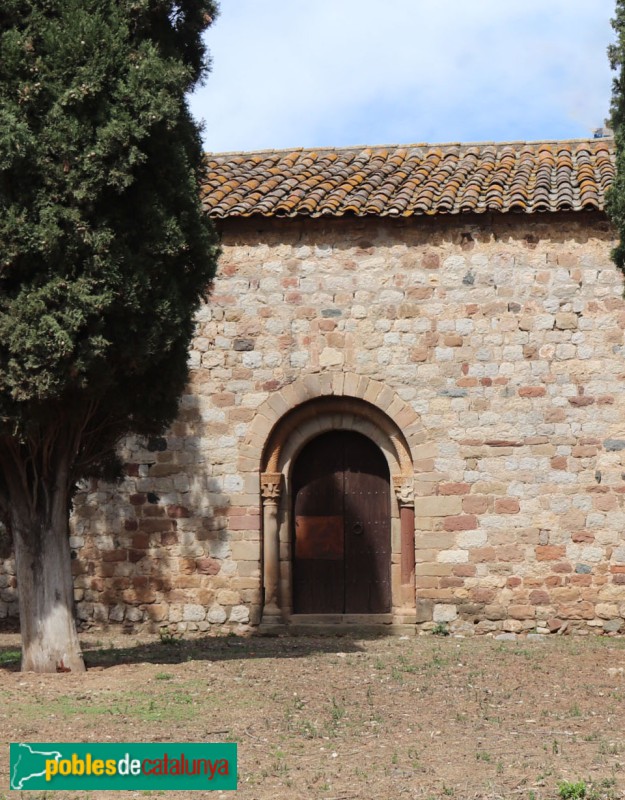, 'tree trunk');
11,485,85,673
